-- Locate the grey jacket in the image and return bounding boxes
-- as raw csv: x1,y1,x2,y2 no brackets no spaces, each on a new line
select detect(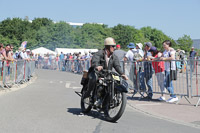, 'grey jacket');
91,49,123,75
